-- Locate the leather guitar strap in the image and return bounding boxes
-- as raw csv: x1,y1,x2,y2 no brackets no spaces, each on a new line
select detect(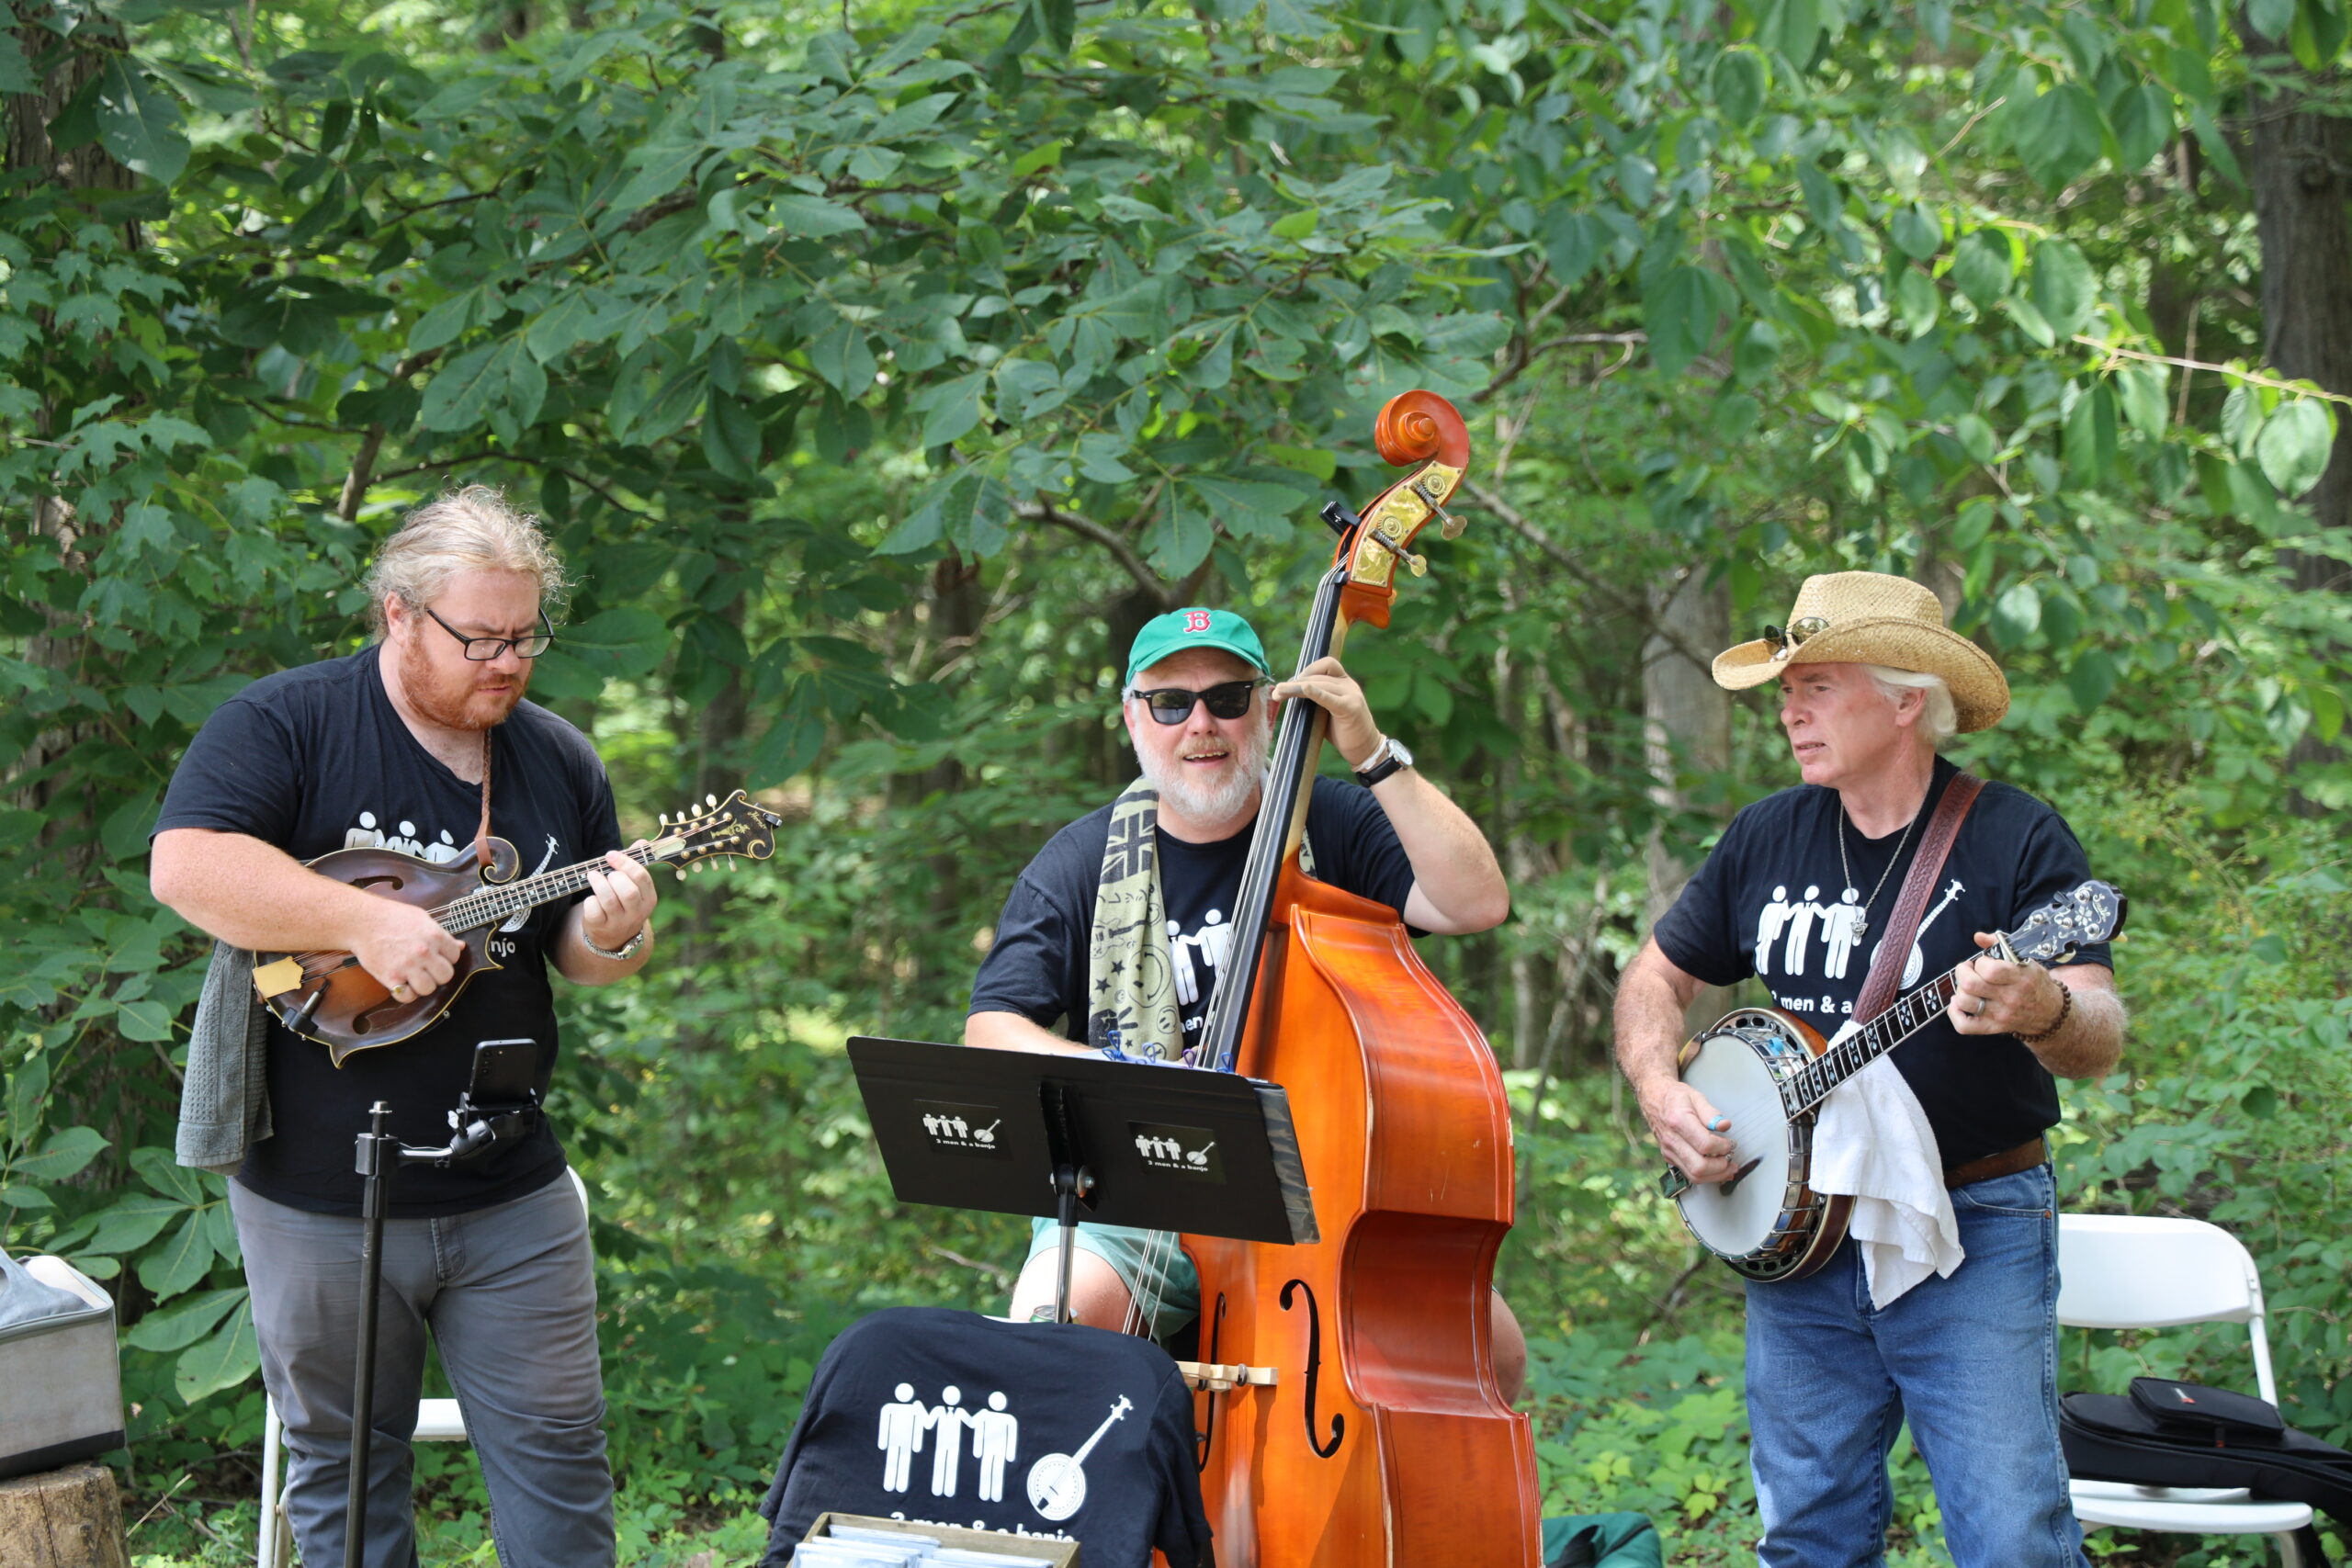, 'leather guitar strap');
1851,773,1983,1021
473,730,493,871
